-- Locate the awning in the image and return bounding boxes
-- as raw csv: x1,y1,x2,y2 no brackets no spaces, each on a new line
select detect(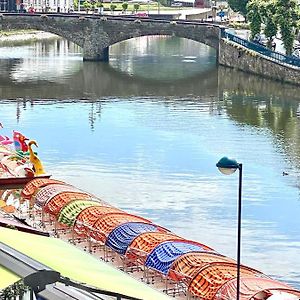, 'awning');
188,262,263,299
0,265,20,290
90,212,152,242
57,200,101,227
145,241,213,275
216,276,300,300
44,191,93,216
106,222,161,254
0,227,171,300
